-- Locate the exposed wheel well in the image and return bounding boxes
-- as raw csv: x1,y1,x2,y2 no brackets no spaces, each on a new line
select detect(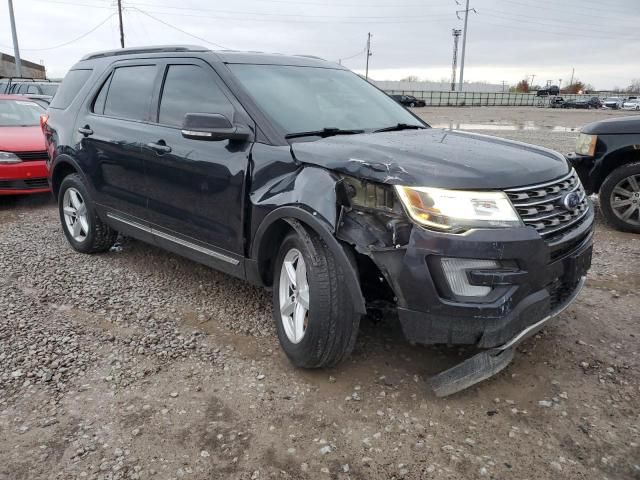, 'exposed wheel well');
255,217,394,309
256,219,293,287
51,162,79,199
596,149,640,192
